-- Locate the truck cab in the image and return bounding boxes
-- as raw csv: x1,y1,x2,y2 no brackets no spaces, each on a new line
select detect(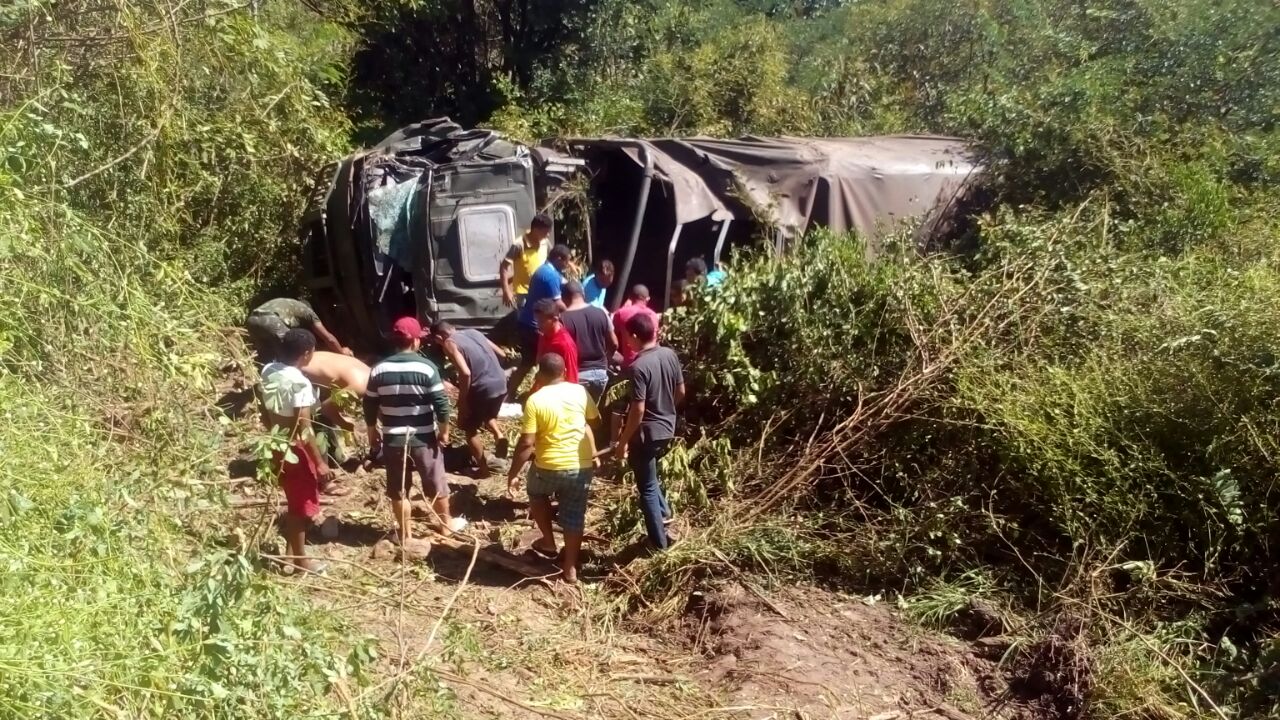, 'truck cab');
300,119,571,352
